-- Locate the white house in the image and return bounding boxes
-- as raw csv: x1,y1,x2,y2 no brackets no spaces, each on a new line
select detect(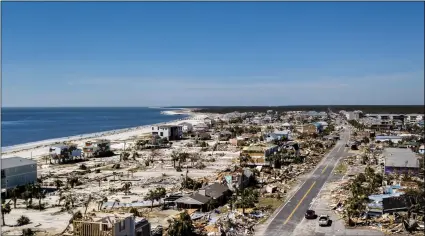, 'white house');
50,144,82,157
178,122,193,133
1,157,37,193
346,112,359,121
152,125,182,140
